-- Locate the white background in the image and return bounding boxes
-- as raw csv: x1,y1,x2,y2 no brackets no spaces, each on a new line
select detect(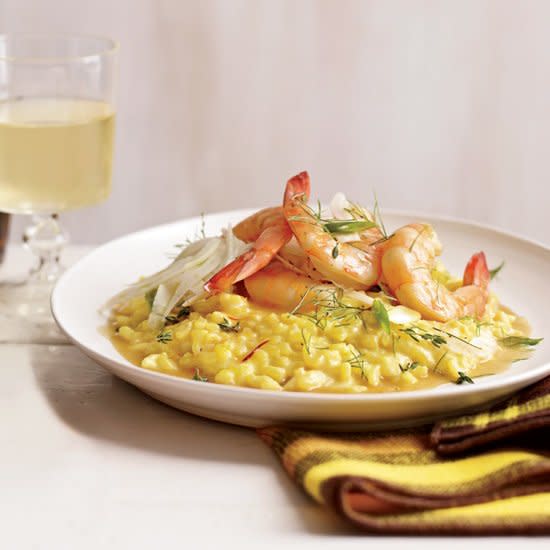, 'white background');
3,0,549,245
